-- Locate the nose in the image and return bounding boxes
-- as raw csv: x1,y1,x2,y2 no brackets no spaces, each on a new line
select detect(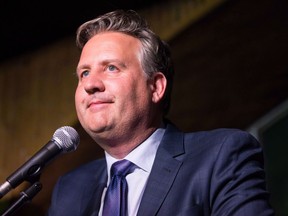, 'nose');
83,74,105,94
